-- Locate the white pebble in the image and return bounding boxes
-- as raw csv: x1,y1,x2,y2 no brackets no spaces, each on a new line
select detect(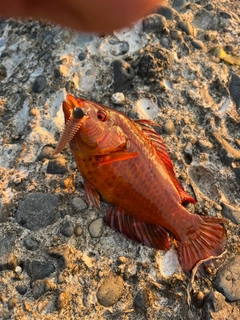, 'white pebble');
111,93,125,105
